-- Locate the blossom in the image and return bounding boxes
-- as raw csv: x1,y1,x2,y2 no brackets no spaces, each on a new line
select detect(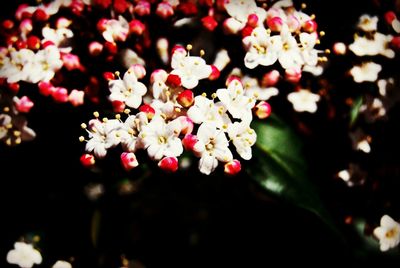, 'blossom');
242,26,281,69
224,0,266,32
242,76,278,101
52,260,72,268
140,116,183,160
227,121,256,160
42,25,73,53
216,80,255,120
277,26,304,69
187,95,231,129
6,242,42,268
373,215,400,251
170,52,212,89
193,122,233,175
102,16,129,43
349,33,394,58
357,14,378,32
109,70,147,109
287,89,320,113
119,113,147,152
85,119,122,158
350,62,382,83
